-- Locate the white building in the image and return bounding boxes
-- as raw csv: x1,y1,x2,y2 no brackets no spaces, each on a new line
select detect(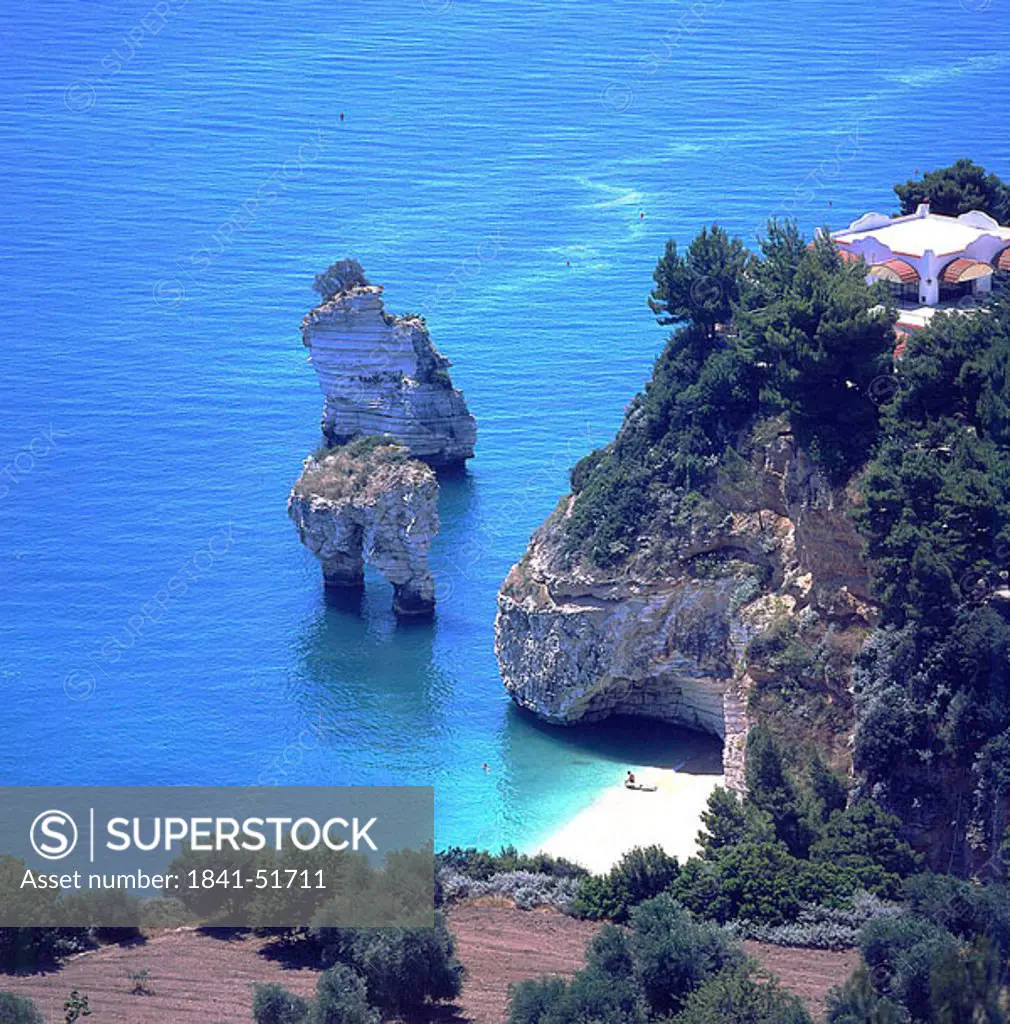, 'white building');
822,203,1010,332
